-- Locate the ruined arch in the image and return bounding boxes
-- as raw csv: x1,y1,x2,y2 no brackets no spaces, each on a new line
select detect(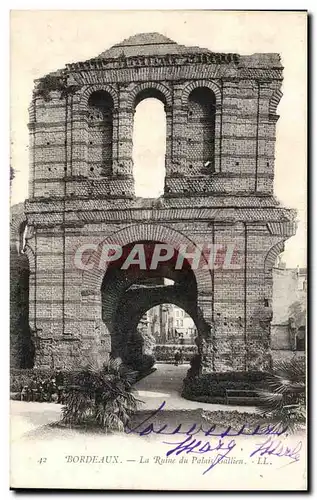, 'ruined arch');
128,82,172,109
181,80,221,107
28,101,36,123
79,83,119,111
102,246,198,359
23,244,36,275
264,241,285,275
263,240,286,303
26,33,294,374
101,240,197,328
10,204,27,248
81,223,212,371
122,299,200,369
81,223,212,295
269,89,283,116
